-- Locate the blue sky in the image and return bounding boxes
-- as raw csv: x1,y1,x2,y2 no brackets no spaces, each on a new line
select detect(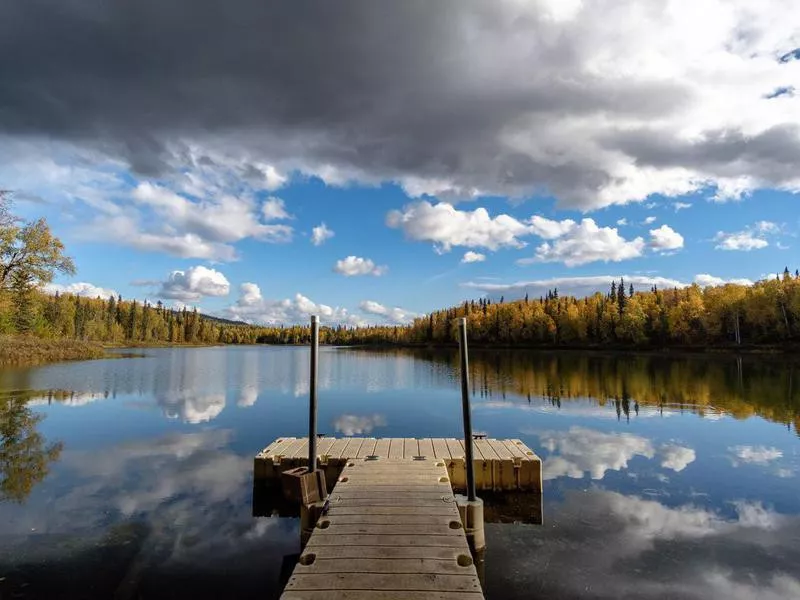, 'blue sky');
9,174,797,326
2,0,799,325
